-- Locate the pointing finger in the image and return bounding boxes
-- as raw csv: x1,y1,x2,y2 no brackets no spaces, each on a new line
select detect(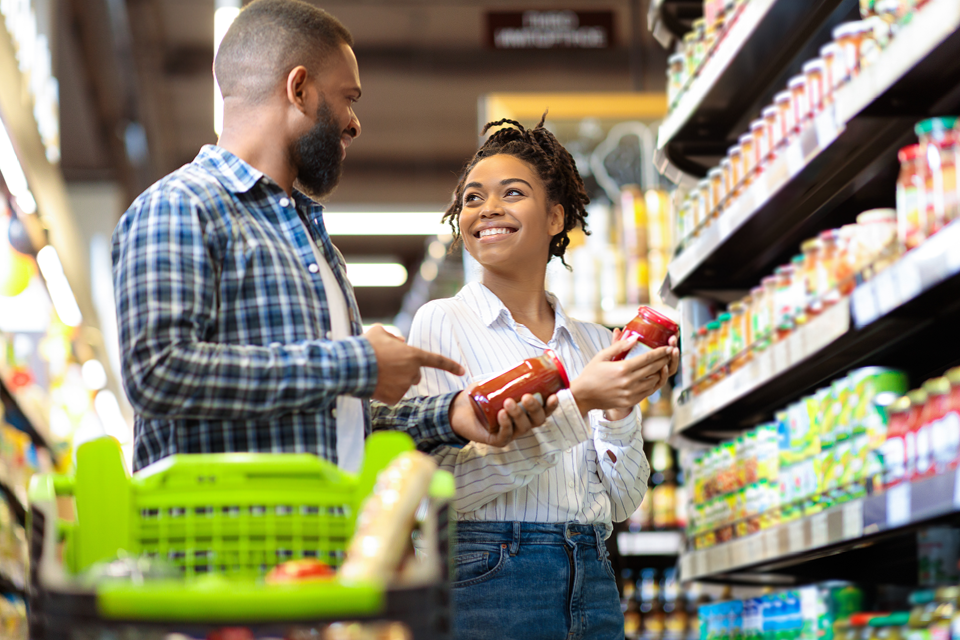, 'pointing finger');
414,346,465,376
